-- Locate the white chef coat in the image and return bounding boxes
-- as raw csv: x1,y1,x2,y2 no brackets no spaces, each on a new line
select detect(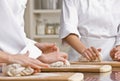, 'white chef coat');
0,0,42,58
60,0,120,61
